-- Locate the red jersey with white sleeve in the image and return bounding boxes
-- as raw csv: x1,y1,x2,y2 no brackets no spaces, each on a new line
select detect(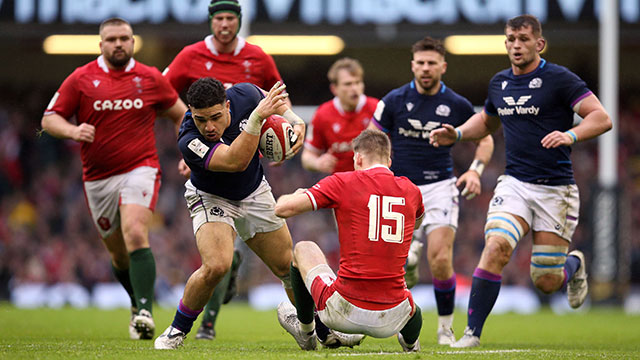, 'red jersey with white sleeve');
44,56,179,181
305,166,424,306
163,35,283,92
305,95,378,173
